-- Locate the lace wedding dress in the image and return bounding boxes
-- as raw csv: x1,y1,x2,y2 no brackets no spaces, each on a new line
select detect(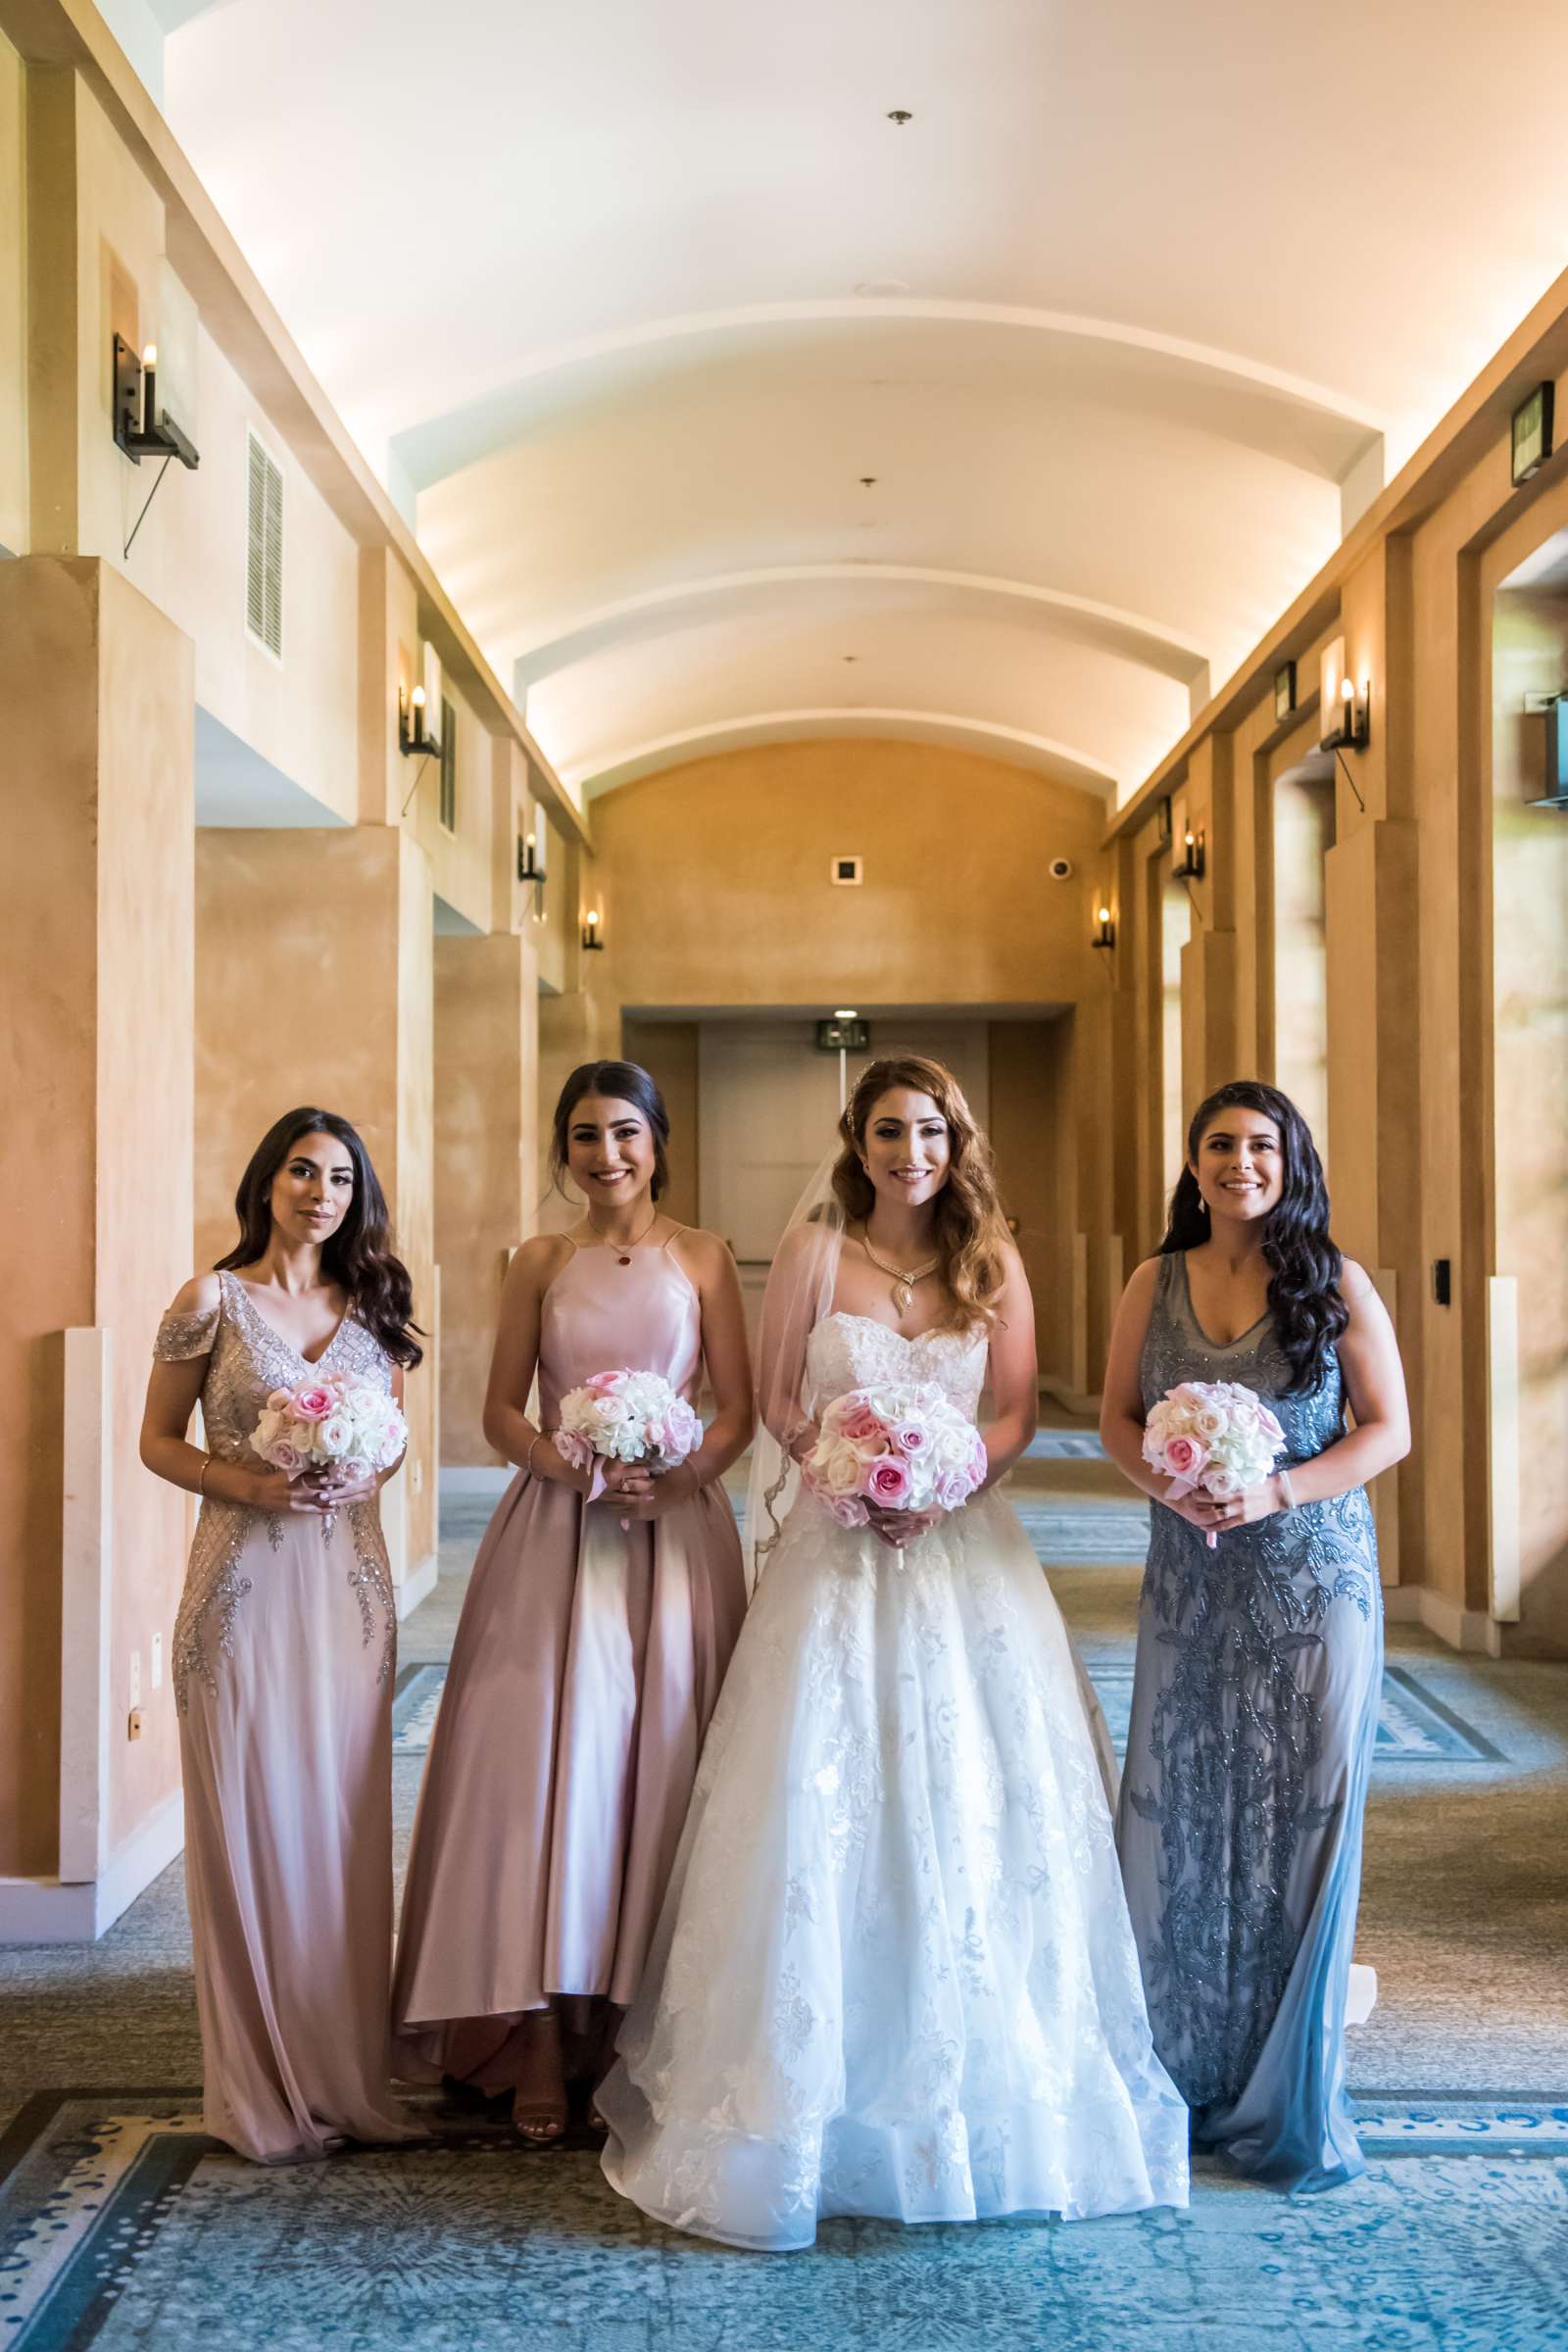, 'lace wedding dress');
599,1309,1189,2248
